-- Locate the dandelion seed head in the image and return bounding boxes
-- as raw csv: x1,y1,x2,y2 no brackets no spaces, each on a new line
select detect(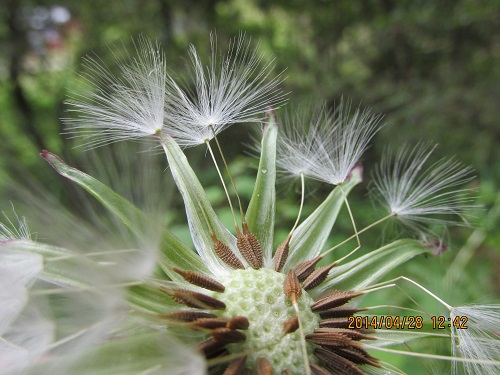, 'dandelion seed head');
64,37,167,149
371,143,476,231
451,305,500,375
1,208,32,243
214,268,319,373
164,33,287,147
277,100,382,185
